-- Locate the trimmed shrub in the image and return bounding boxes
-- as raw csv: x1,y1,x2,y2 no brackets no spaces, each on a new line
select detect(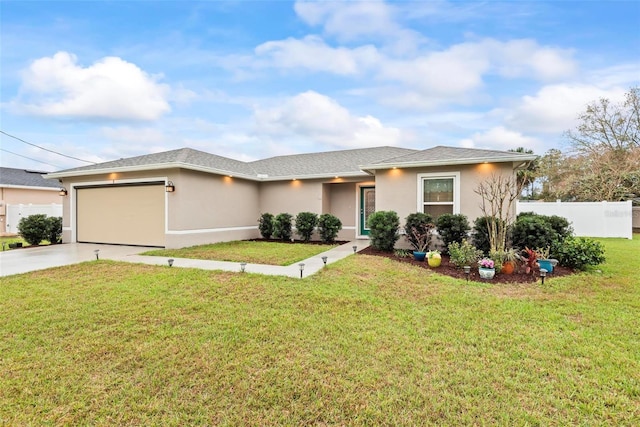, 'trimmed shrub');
46,216,63,244
273,213,293,241
545,215,573,241
17,214,49,246
404,213,434,251
318,213,342,243
510,213,561,251
436,213,470,251
472,216,504,255
295,212,319,242
448,240,483,268
552,236,605,270
258,213,275,239
367,211,400,252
